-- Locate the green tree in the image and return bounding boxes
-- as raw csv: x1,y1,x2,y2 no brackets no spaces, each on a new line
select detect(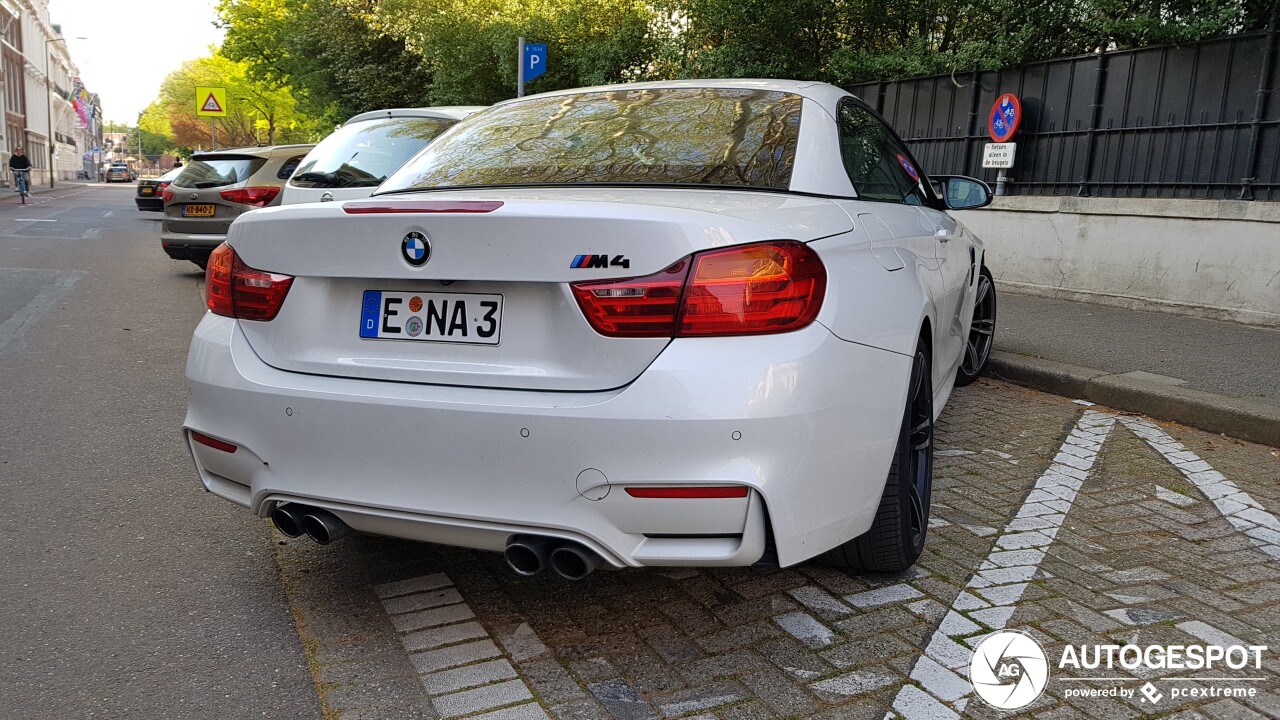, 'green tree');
218,0,435,124
152,52,325,149
372,0,654,105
